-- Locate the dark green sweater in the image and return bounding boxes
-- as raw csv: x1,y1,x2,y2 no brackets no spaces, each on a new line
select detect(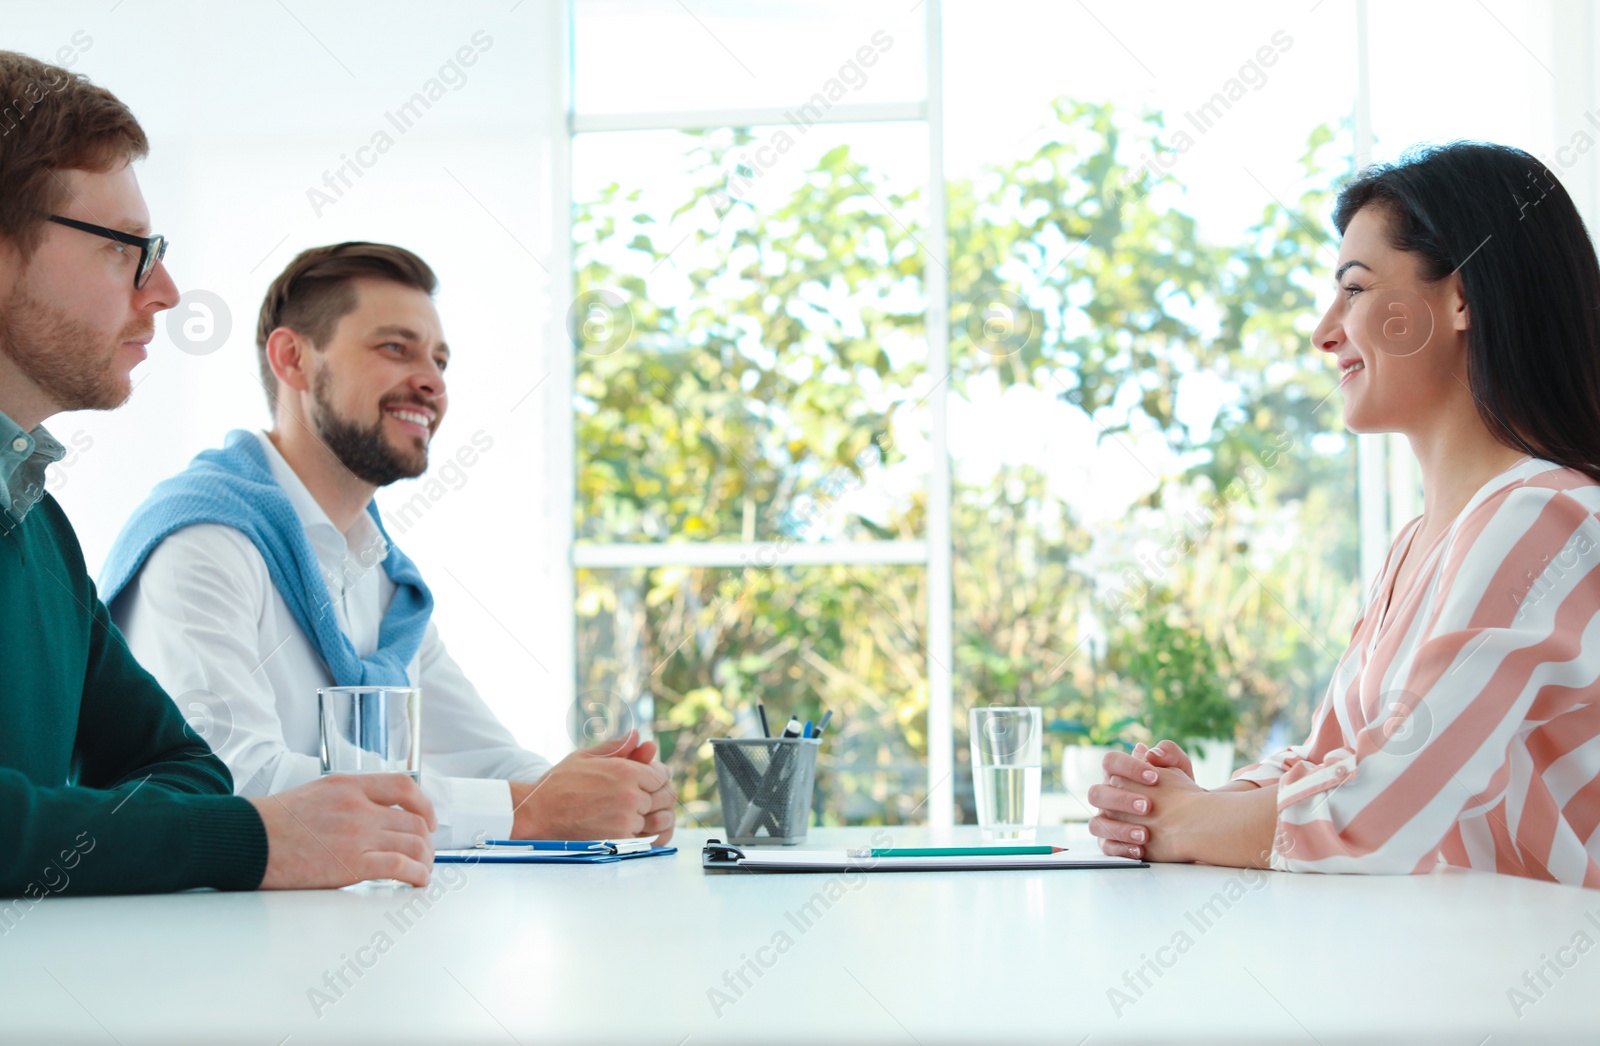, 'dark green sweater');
0,494,267,898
